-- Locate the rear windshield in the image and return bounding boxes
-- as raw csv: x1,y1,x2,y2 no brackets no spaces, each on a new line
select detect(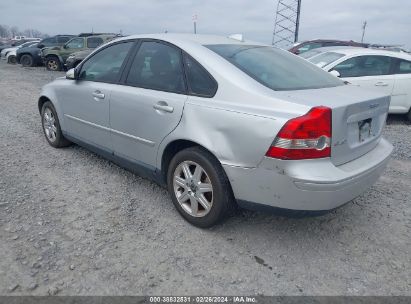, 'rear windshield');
309,52,345,68
206,44,343,91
